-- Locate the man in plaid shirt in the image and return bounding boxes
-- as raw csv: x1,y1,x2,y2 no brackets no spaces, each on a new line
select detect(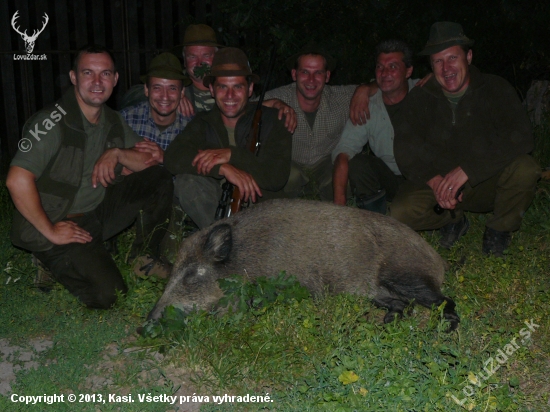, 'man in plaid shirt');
262,42,370,201
120,53,192,158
